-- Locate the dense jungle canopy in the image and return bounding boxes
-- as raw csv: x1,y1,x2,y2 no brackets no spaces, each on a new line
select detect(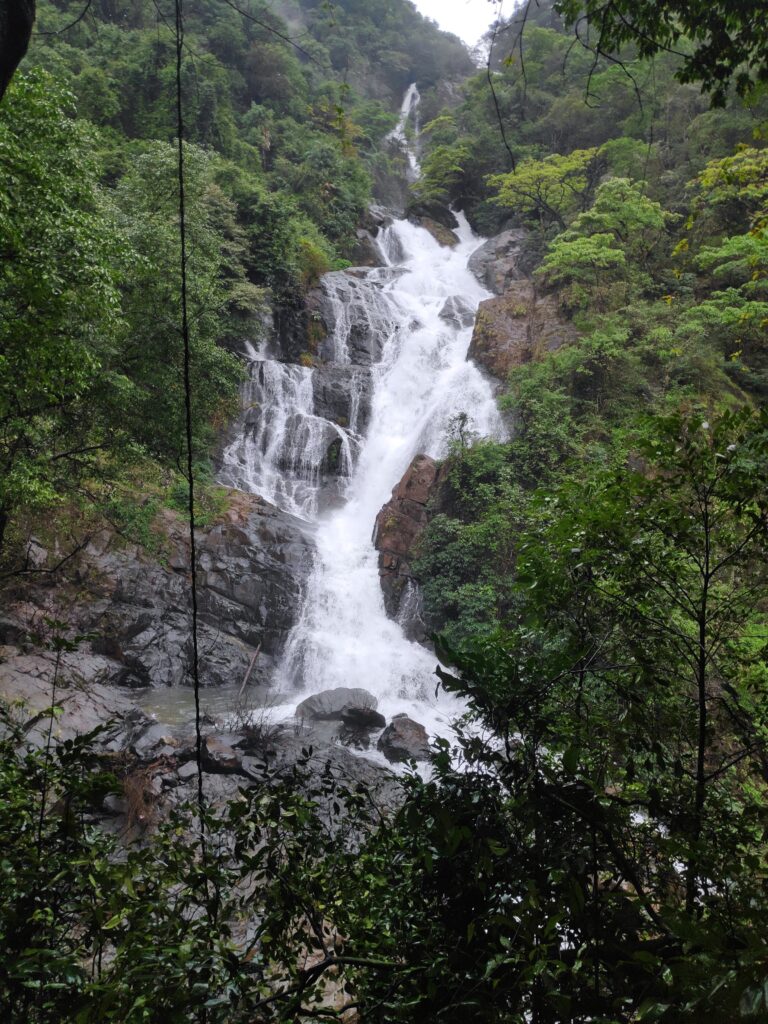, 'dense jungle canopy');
2,1,768,1021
